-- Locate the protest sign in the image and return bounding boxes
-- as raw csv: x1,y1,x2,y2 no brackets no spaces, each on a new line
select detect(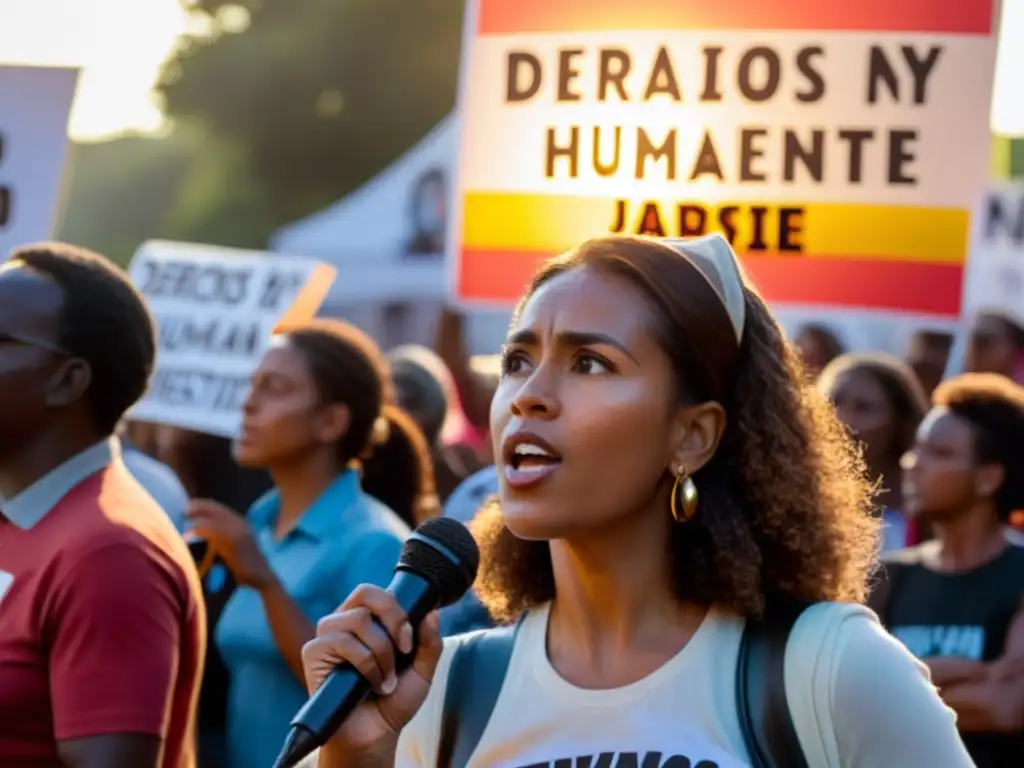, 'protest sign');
128,241,336,438
0,66,79,258
962,183,1024,327
449,0,998,326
